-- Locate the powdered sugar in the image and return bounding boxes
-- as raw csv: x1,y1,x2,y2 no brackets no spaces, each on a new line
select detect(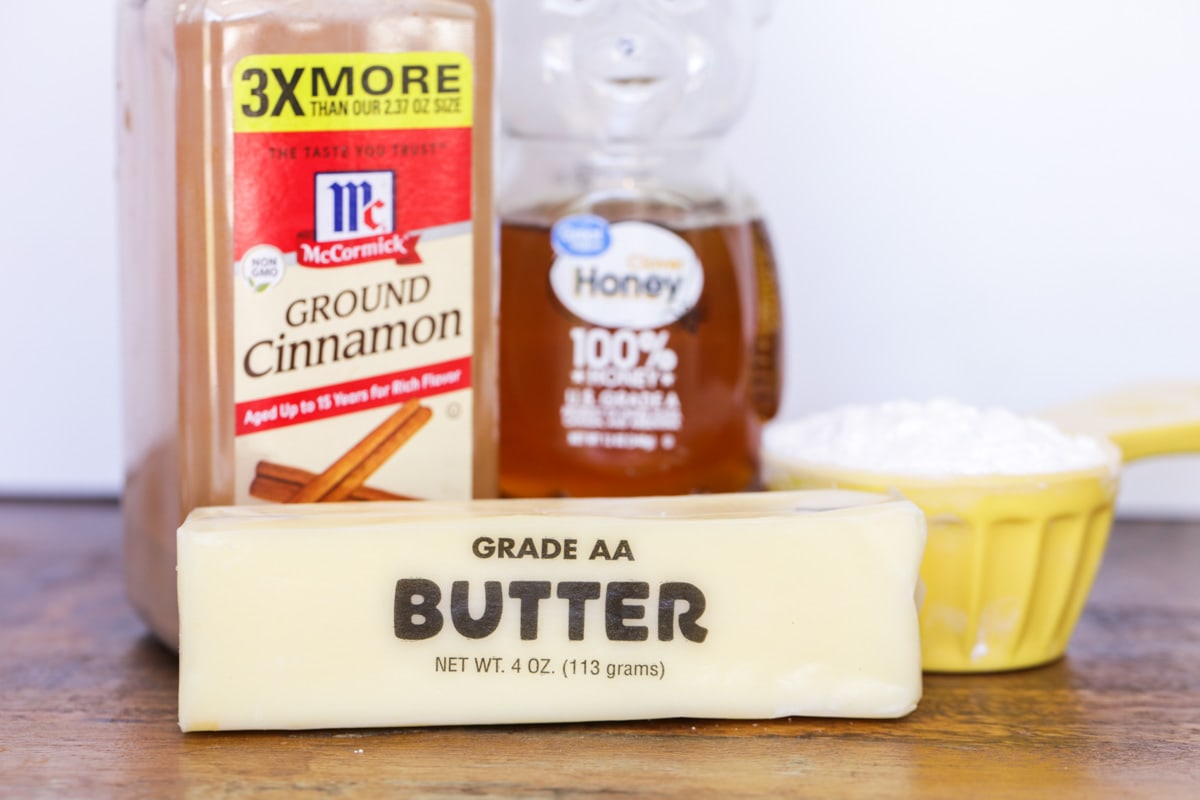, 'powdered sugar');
764,399,1116,478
